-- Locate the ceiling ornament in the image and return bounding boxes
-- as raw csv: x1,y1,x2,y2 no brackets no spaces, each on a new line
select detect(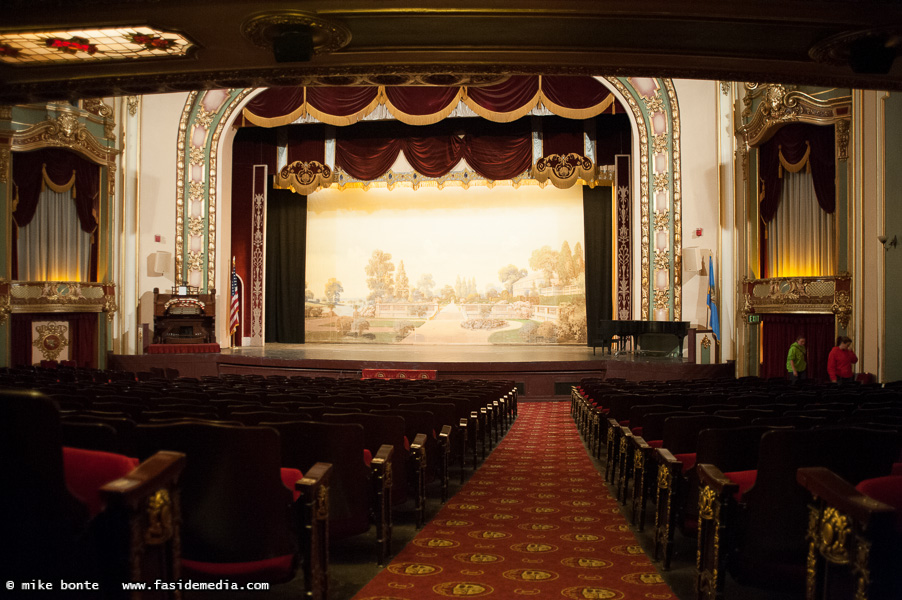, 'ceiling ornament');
809,28,901,73
241,12,352,58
